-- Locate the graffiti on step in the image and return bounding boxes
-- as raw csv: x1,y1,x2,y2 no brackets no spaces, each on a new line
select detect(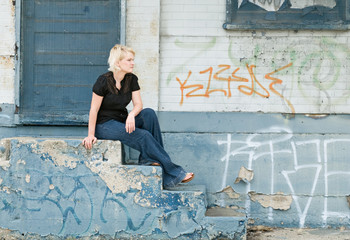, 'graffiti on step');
0,167,153,235
217,127,350,228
